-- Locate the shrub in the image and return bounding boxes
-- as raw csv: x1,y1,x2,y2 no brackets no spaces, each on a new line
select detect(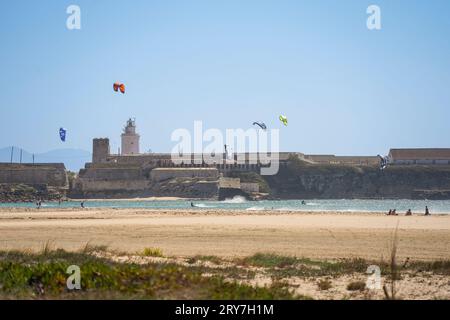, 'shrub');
346,281,366,291
317,279,332,291
141,247,164,257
